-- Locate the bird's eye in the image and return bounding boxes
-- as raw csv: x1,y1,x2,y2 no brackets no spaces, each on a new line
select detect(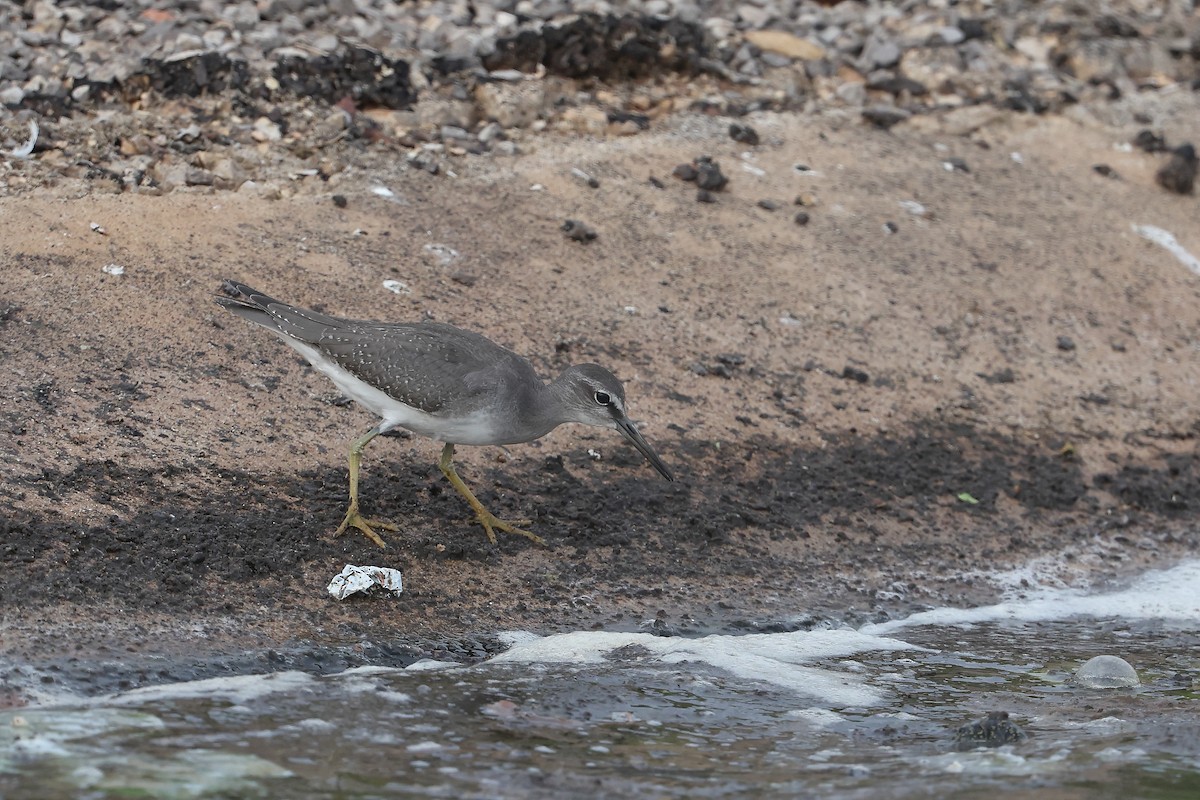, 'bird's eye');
594,391,611,406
